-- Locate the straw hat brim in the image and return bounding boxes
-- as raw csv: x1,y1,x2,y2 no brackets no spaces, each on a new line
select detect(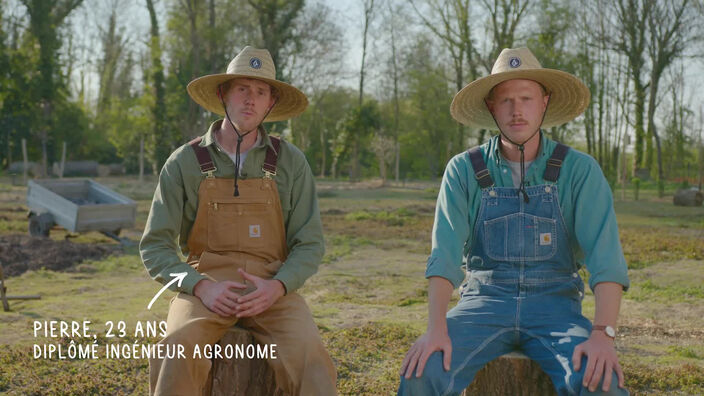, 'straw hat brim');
187,73,308,122
450,69,590,129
